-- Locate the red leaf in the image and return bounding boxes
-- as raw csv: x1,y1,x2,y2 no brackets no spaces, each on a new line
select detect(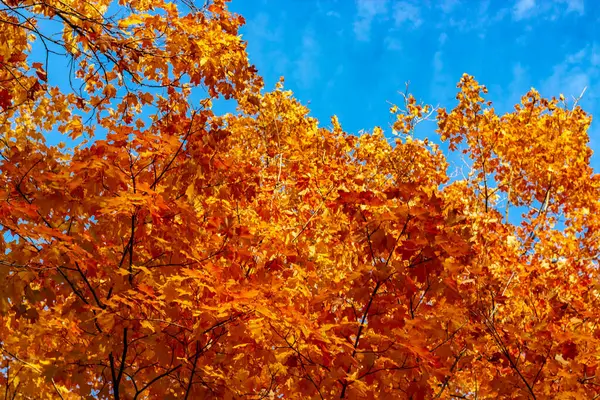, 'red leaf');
0,89,11,110
560,341,578,360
